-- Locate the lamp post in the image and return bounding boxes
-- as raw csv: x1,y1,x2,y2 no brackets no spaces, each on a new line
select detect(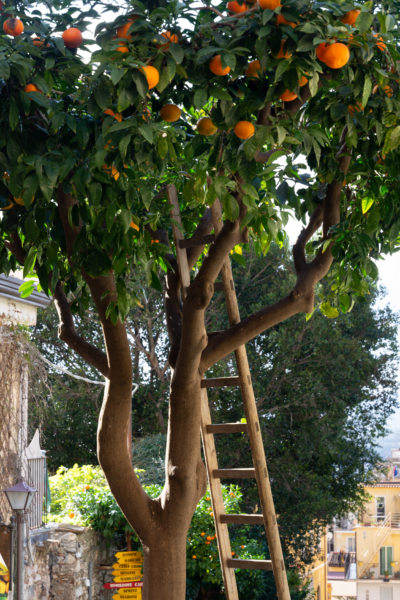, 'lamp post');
3,480,37,600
